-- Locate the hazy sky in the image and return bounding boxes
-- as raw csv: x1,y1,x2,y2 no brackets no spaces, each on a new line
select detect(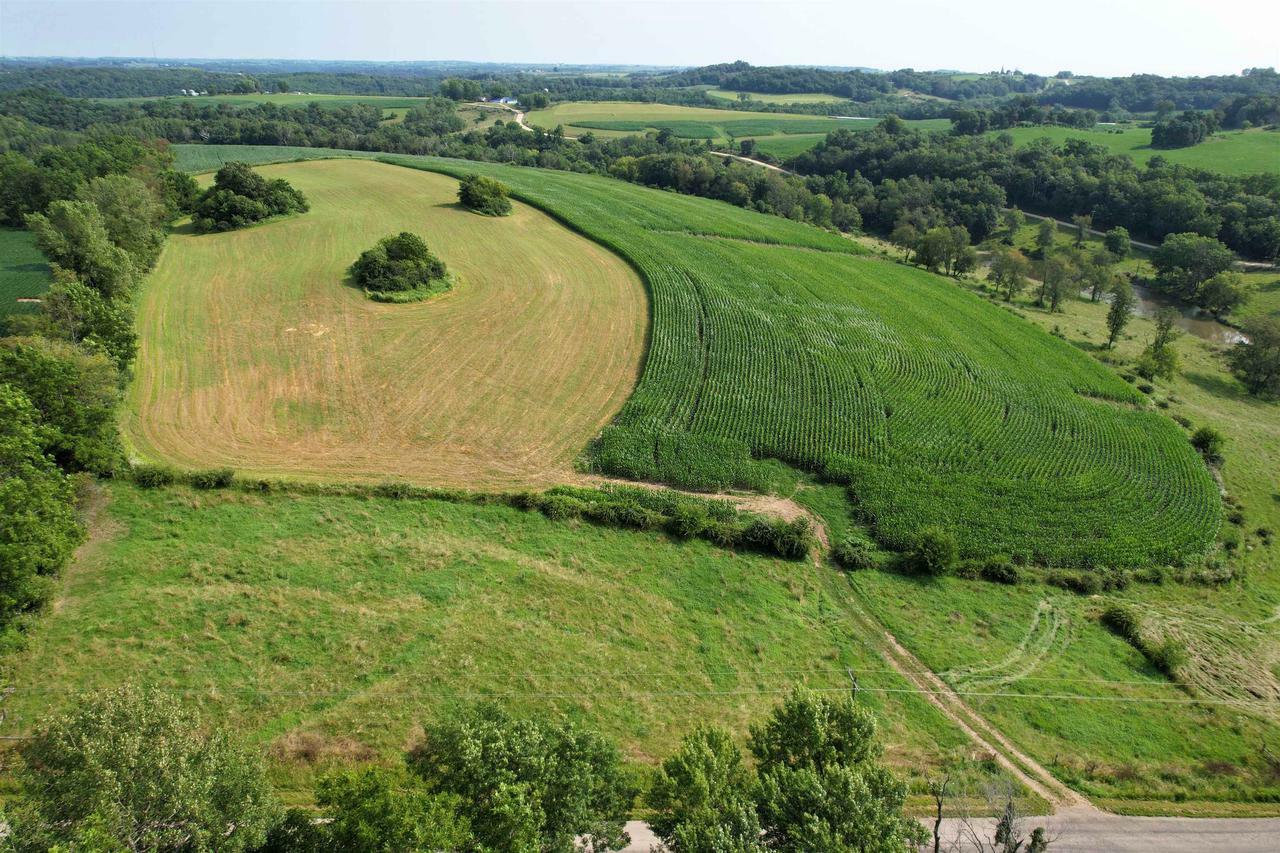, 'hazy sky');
3,0,1278,77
